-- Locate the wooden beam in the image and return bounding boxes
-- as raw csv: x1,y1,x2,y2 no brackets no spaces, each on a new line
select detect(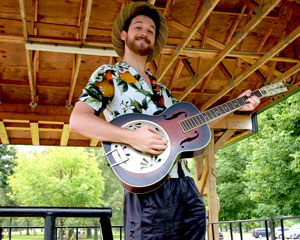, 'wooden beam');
224,5,247,45
67,0,93,107
30,122,39,145
168,20,202,39
274,63,300,83
214,129,236,152
178,0,281,101
198,154,209,195
211,114,253,130
60,124,70,146
90,139,99,147
18,0,36,105
157,0,220,82
168,59,184,89
0,121,9,144
255,21,274,52
206,131,220,240
201,24,300,111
